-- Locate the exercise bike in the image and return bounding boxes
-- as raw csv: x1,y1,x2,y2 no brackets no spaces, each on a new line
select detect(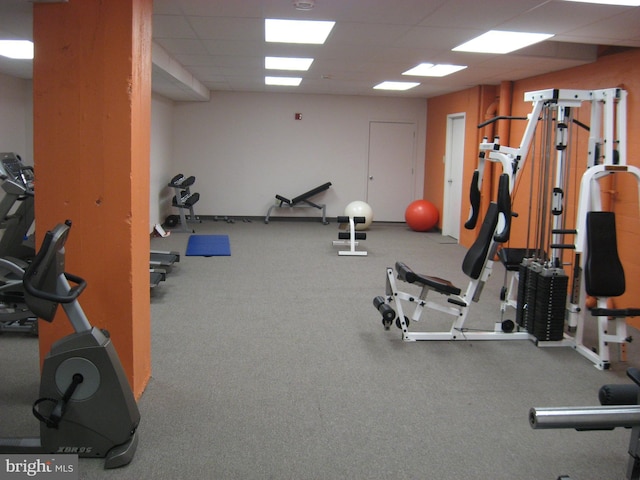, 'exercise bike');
0,221,140,468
